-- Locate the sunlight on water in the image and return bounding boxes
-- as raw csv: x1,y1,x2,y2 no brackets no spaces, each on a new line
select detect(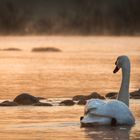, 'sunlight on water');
0,100,140,140
0,36,140,99
0,36,140,139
